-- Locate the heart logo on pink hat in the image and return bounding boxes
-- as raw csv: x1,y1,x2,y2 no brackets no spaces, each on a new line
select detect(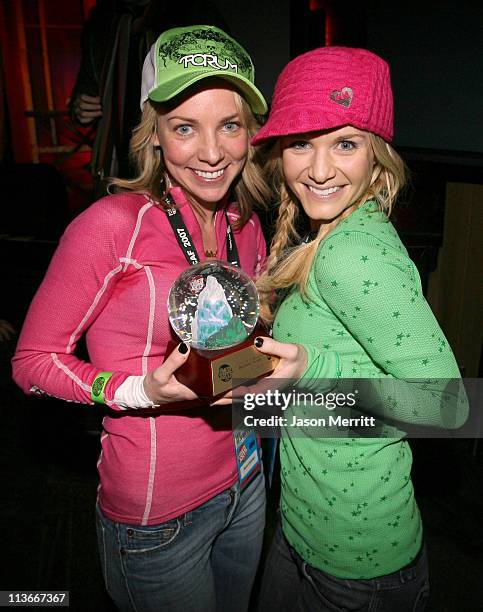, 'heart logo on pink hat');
330,86,353,107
